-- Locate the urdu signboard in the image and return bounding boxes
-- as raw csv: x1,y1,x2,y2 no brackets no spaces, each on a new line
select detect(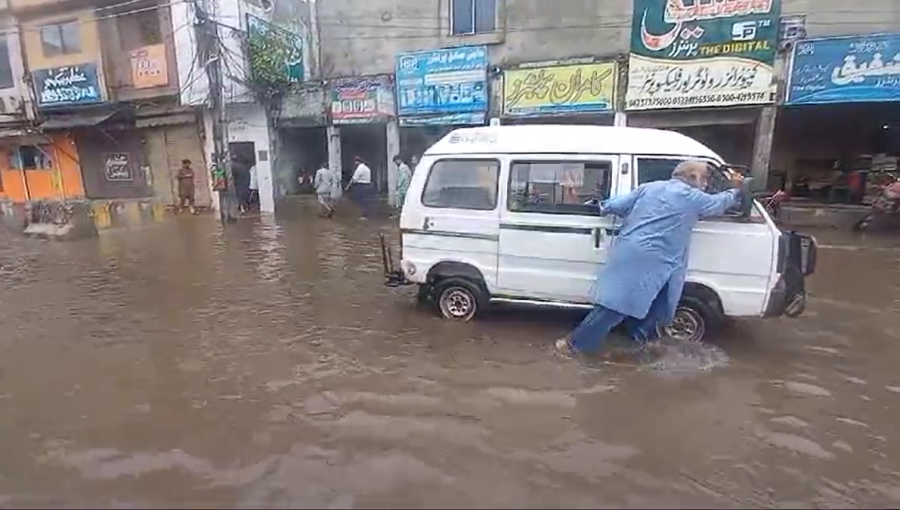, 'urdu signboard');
626,0,781,110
